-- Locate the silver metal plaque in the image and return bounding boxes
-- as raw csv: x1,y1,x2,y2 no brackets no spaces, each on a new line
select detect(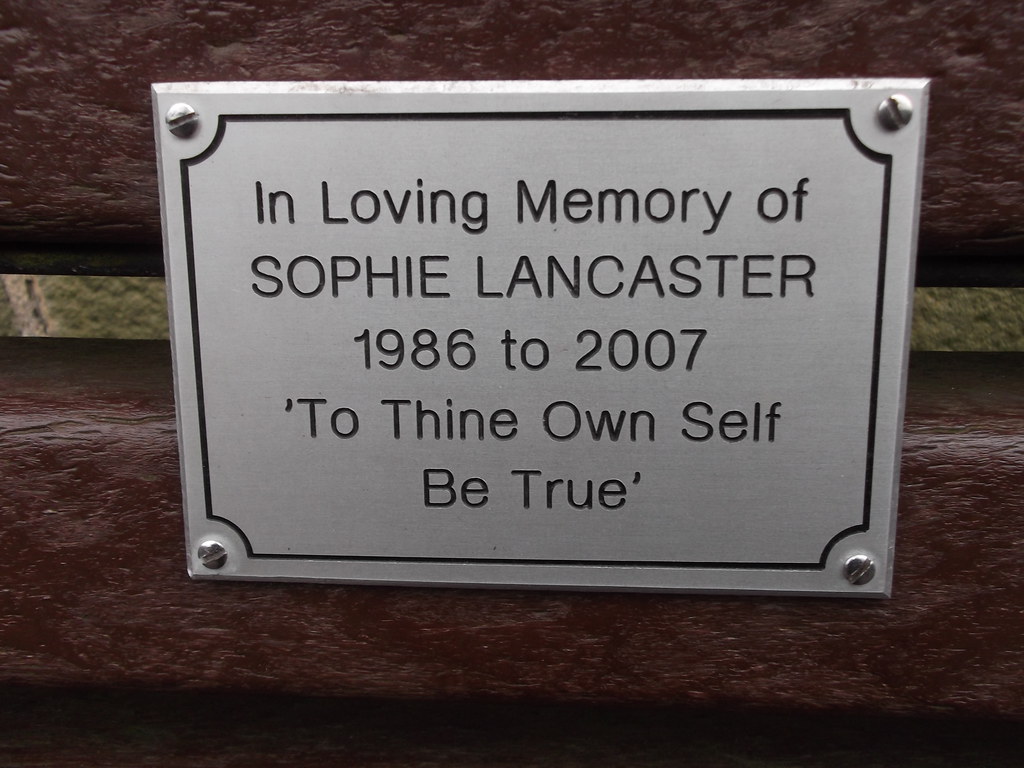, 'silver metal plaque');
153,80,928,596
